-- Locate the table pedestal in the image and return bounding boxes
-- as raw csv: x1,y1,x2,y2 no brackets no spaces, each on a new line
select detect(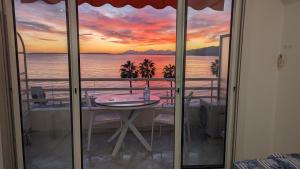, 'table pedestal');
111,110,152,157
